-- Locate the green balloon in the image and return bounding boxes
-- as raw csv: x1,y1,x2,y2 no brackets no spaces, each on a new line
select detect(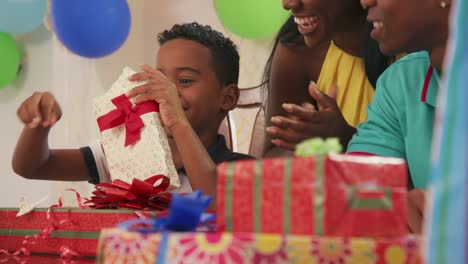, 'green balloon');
0,32,20,89
214,0,289,39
